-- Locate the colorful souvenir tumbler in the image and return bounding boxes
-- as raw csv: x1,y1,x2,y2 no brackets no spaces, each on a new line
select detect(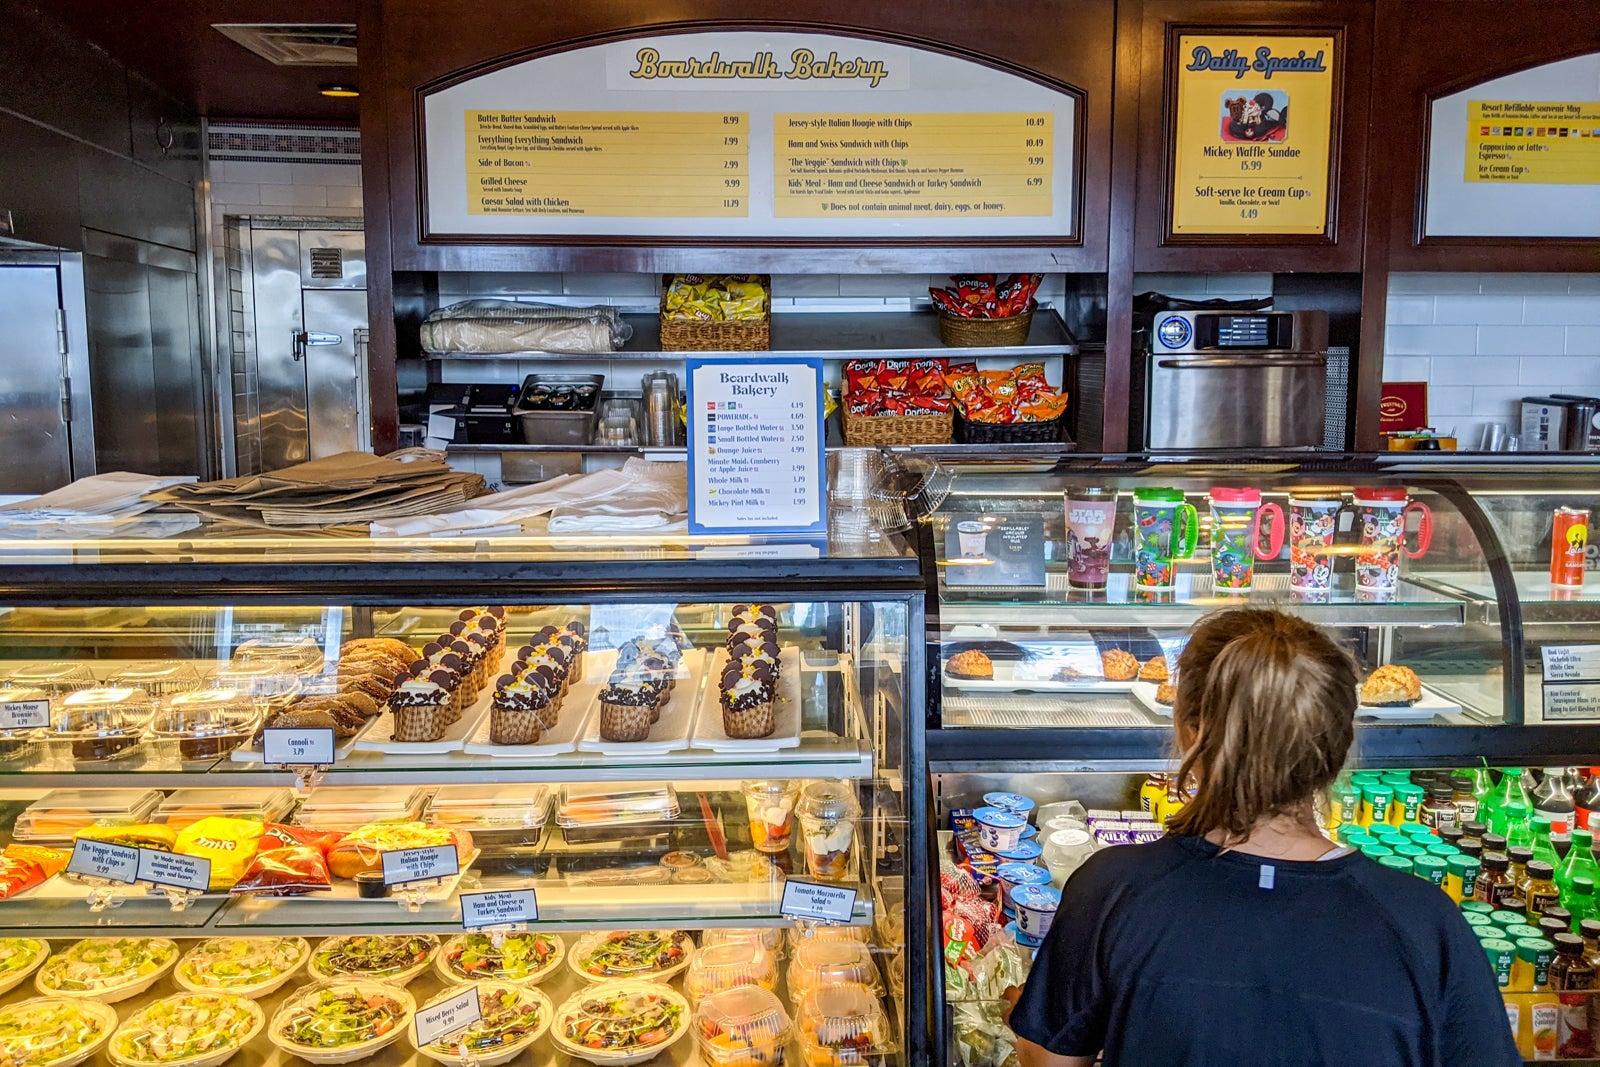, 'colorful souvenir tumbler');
1207,488,1284,592
1133,487,1198,590
1289,495,1345,595
1066,487,1117,590
1354,488,1433,599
